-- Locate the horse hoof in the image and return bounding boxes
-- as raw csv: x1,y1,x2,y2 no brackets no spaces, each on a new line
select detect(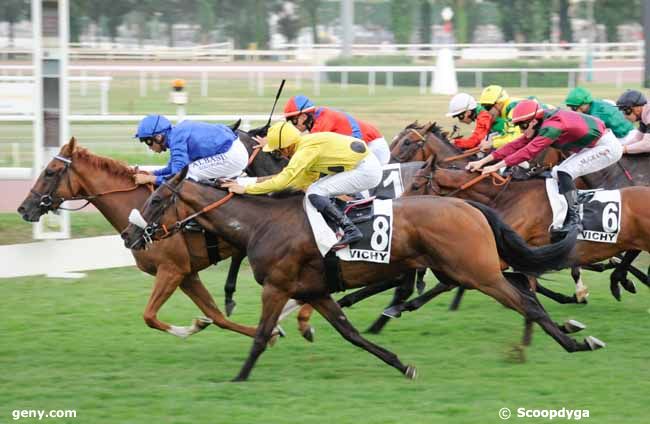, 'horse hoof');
585,336,606,351
302,327,315,343
275,325,286,338
382,306,402,318
621,279,637,294
405,365,417,380
506,345,527,363
563,319,586,334
225,300,237,317
193,317,213,331
609,282,622,302
231,376,247,383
